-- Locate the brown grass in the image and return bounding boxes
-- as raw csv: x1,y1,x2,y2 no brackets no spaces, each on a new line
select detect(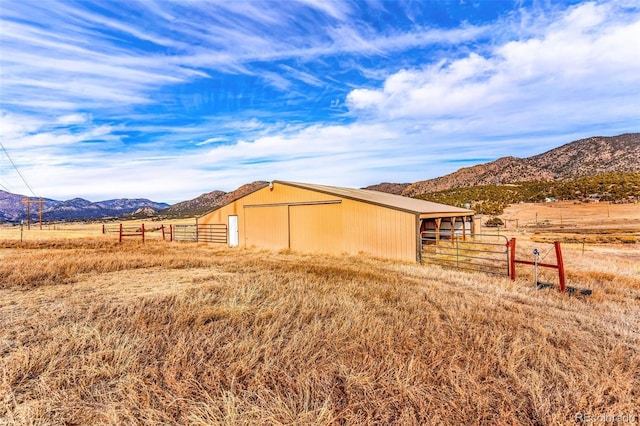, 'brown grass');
1,238,639,425
502,200,640,230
